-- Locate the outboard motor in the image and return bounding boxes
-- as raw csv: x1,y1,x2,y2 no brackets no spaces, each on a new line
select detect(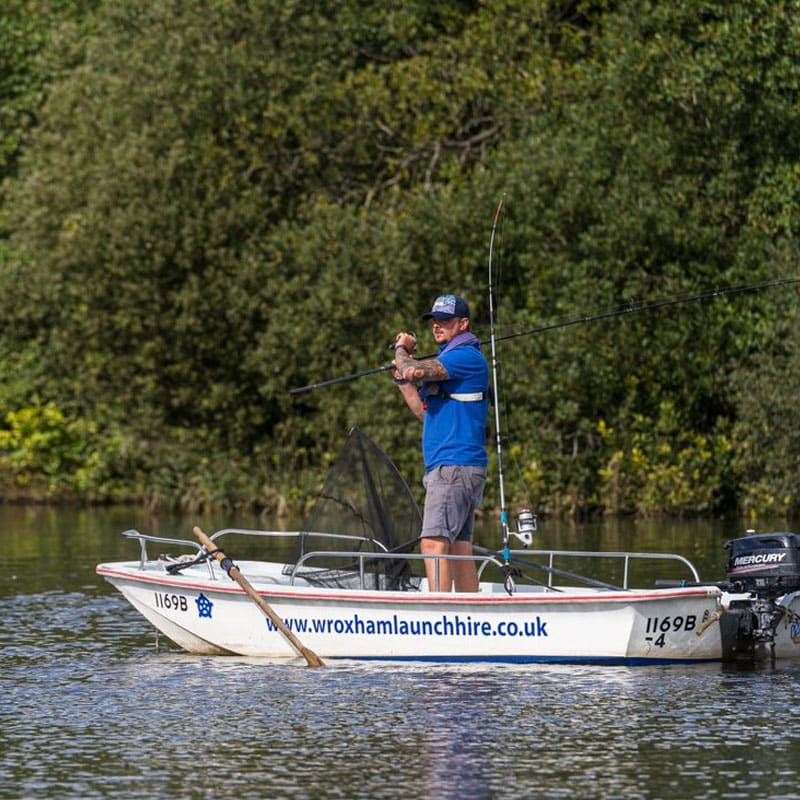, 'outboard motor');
722,532,800,661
